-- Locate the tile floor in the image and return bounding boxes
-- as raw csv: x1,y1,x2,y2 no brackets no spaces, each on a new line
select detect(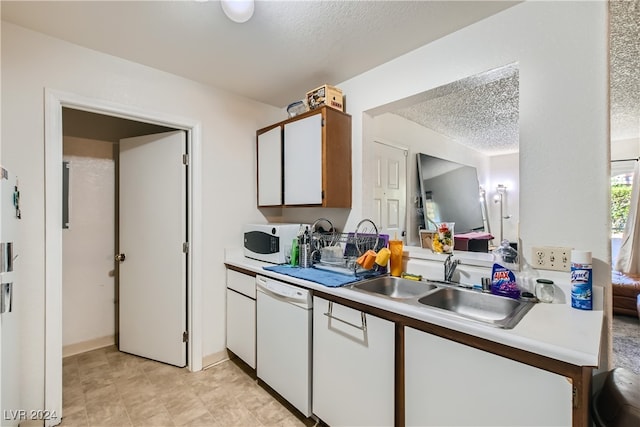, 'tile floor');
61,346,316,426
